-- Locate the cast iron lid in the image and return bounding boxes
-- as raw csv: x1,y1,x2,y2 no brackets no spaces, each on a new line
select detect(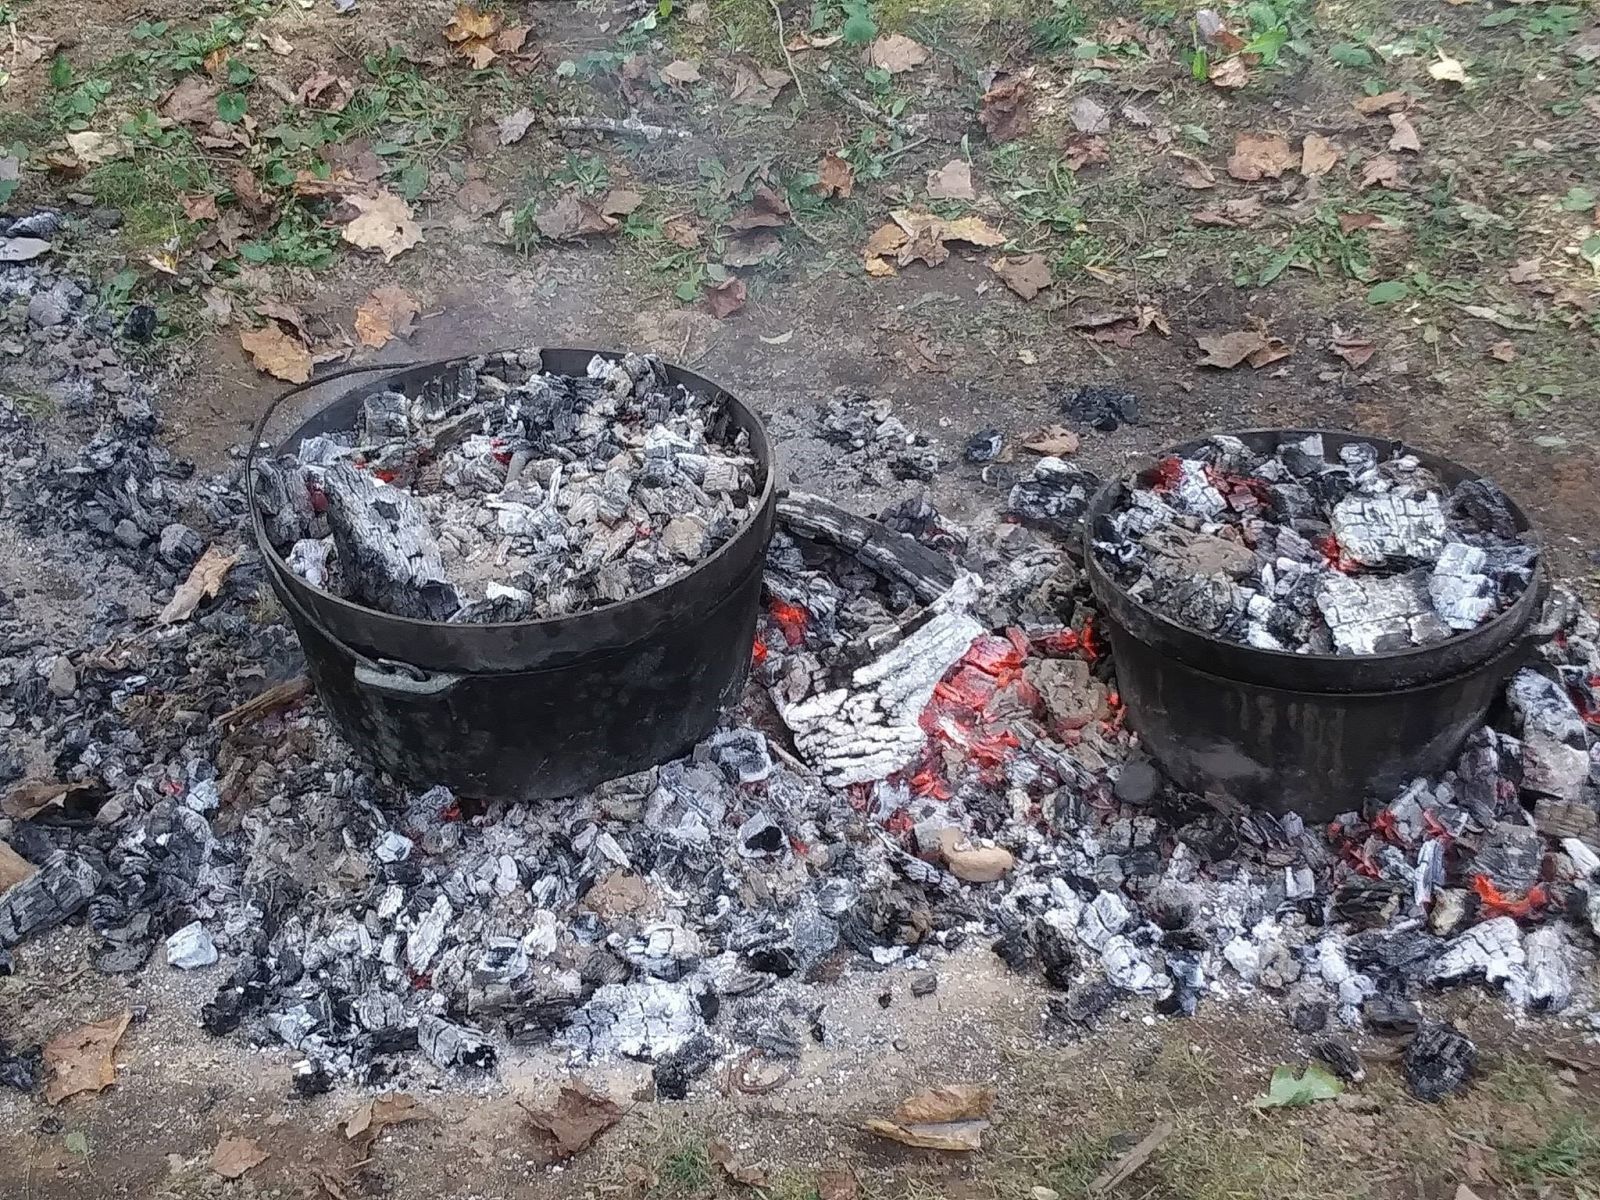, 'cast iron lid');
1082,428,1543,692
248,347,777,634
